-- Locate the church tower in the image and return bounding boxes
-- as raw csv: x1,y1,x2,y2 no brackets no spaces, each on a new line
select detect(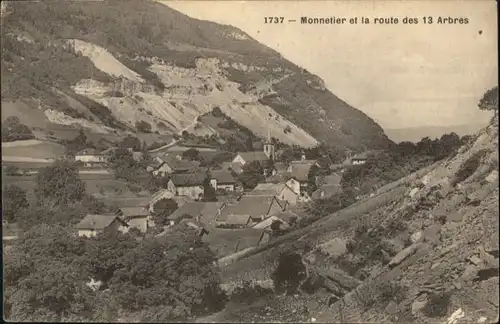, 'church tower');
263,124,275,160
